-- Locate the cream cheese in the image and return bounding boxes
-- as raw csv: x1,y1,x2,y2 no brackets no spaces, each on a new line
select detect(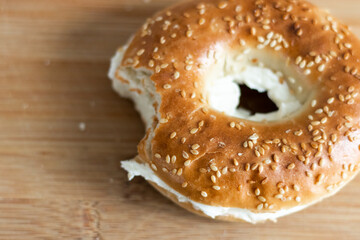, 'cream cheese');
121,159,310,224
